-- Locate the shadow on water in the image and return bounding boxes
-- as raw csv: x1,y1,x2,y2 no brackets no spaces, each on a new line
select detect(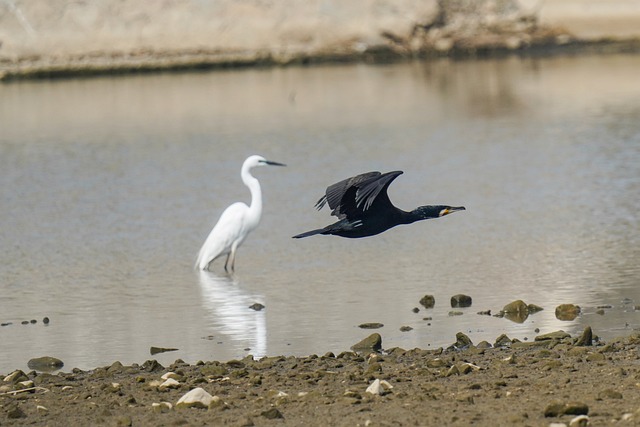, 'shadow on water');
197,271,267,358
